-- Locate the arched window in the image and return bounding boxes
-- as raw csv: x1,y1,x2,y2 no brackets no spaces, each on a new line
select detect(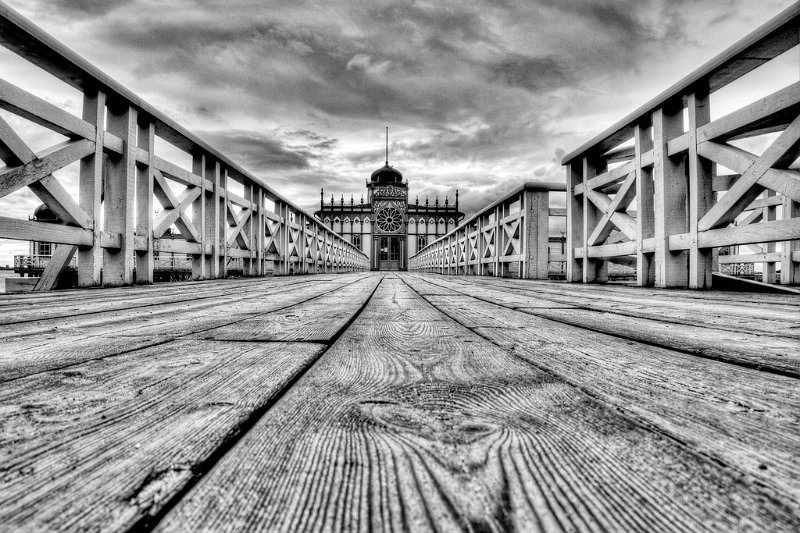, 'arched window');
418,235,427,249
323,217,331,227
448,218,455,229
352,234,362,250
333,217,341,233
343,217,351,233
